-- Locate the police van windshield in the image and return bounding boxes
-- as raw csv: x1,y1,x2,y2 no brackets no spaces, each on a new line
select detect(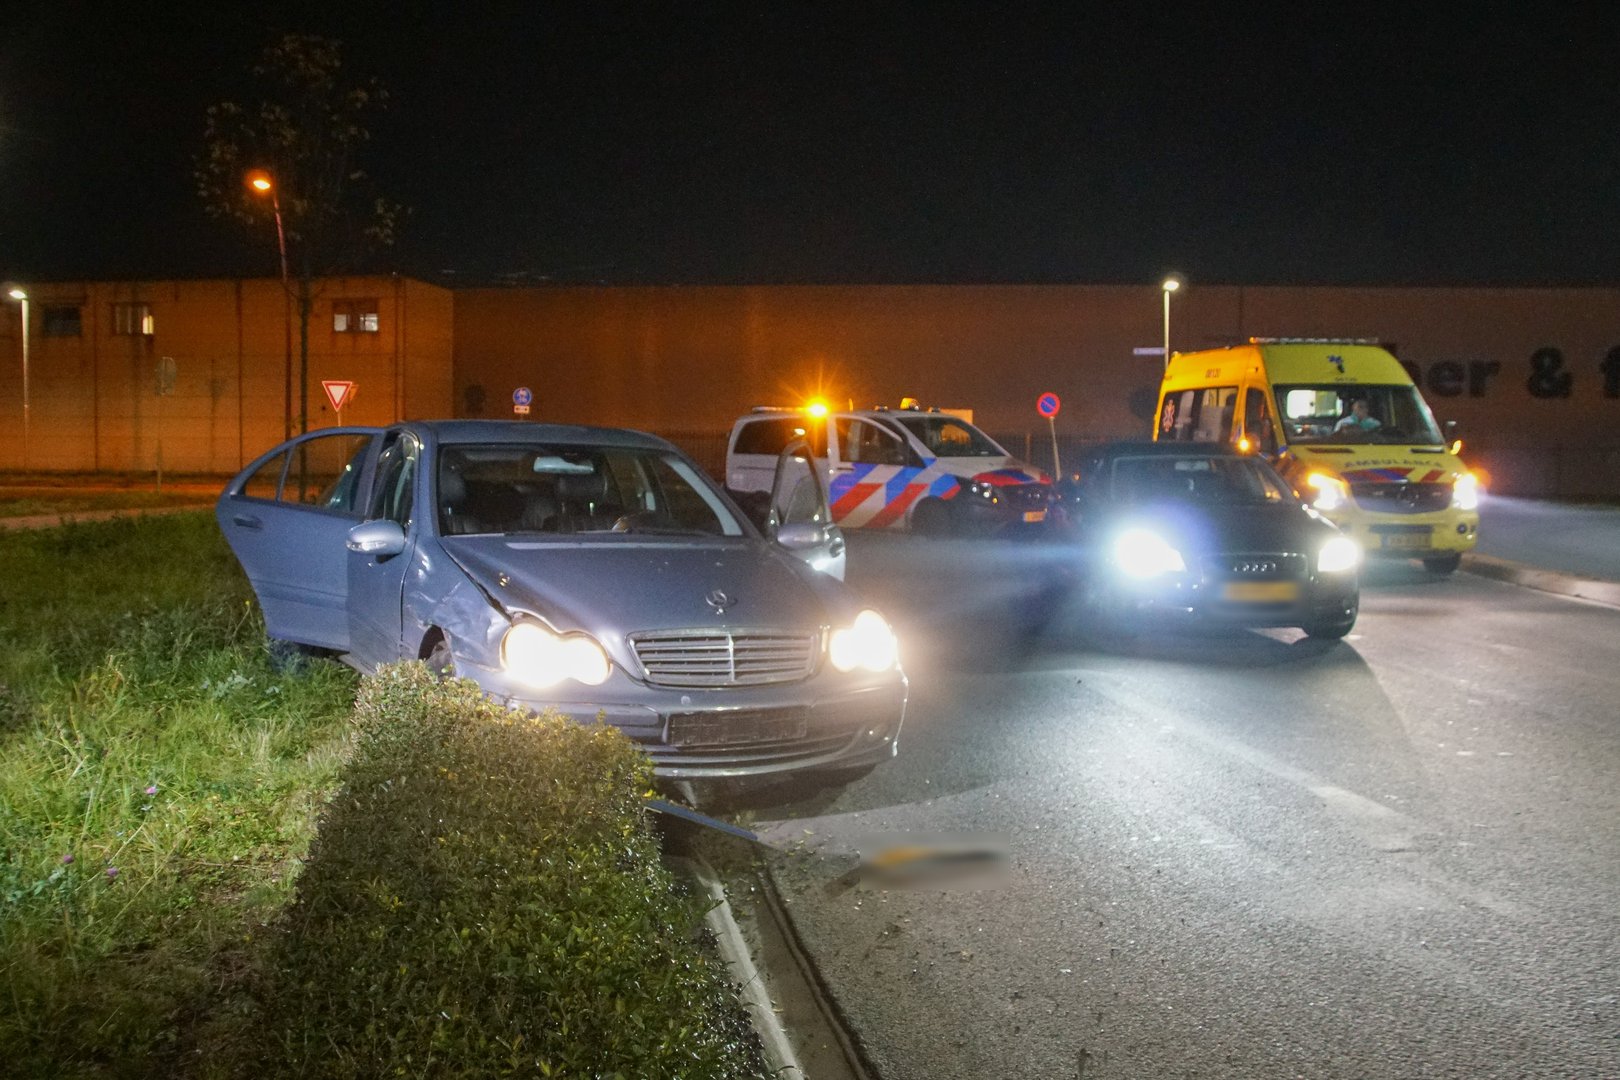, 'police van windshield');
1274,384,1444,446
889,415,1007,458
